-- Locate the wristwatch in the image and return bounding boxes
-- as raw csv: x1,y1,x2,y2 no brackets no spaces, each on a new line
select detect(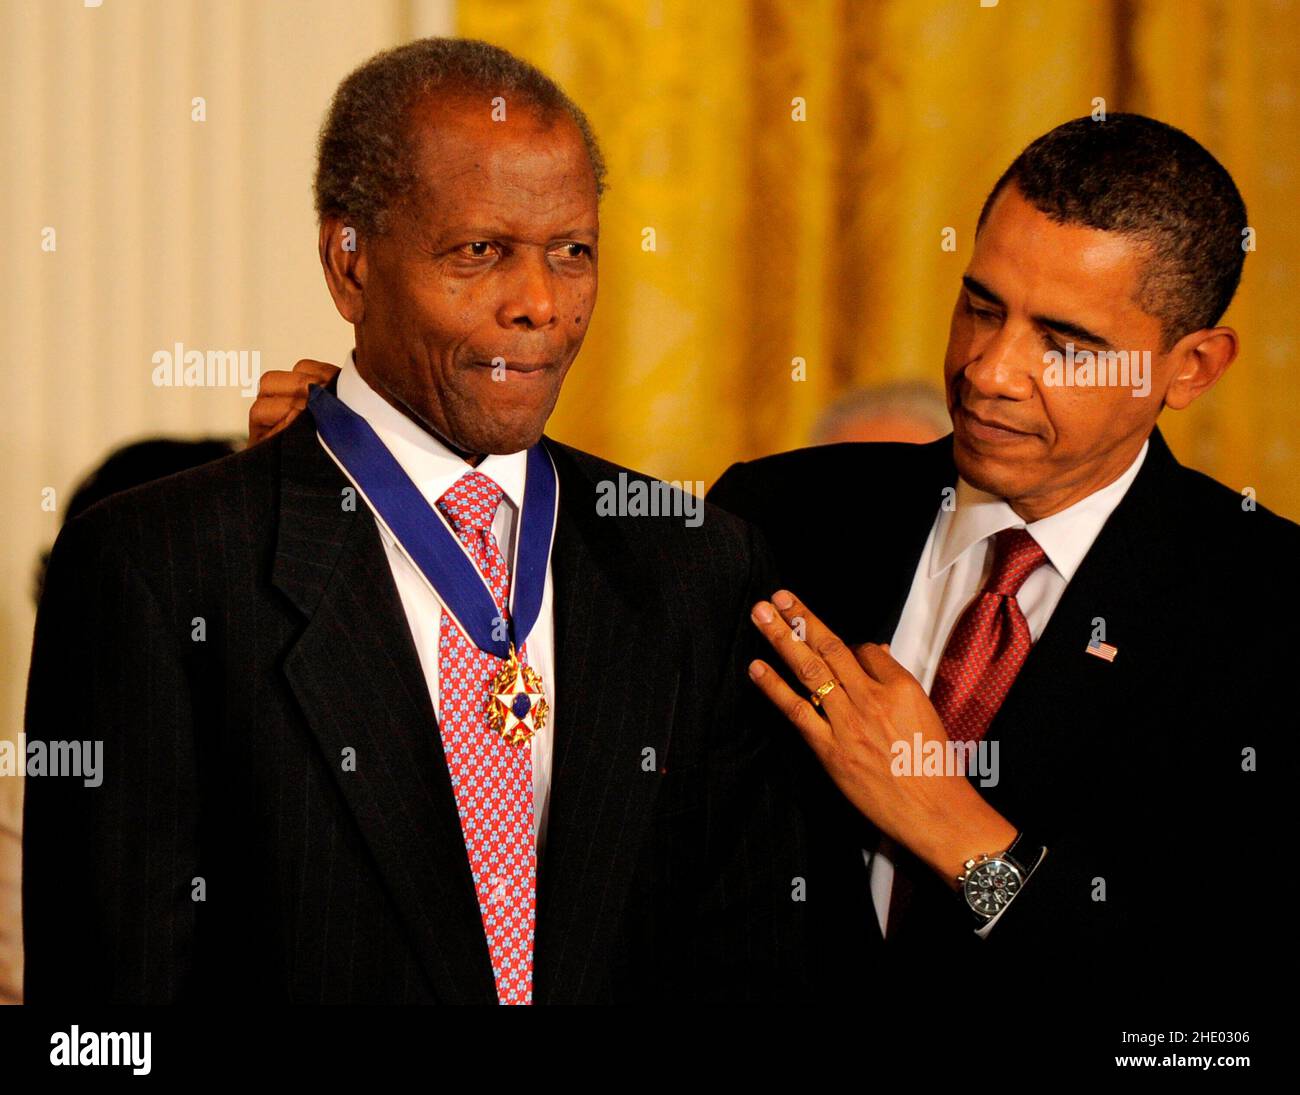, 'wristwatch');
957,832,1045,922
